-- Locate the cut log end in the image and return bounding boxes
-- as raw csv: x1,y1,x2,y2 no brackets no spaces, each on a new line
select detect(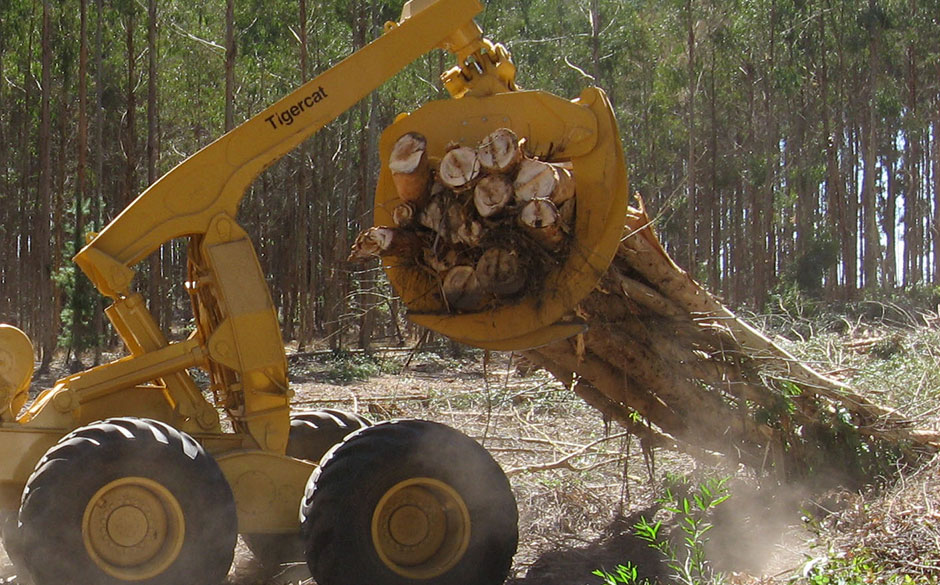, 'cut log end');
392,202,417,228
389,132,428,174
514,158,558,203
474,175,514,218
442,265,484,311
439,146,481,190
347,227,422,262
519,199,565,251
476,247,525,296
390,132,431,202
478,128,523,174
